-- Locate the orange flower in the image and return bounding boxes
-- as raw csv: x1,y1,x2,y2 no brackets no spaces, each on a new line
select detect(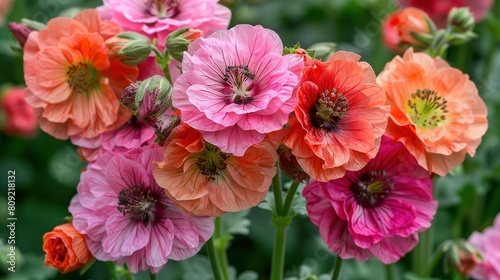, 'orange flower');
153,123,277,216
272,52,389,182
377,49,488,176
42,223,94,274
383,7,432,52
23,9,138,139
